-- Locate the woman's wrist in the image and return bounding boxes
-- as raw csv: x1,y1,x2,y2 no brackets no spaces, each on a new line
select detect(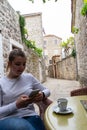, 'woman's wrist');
42,92,47,101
